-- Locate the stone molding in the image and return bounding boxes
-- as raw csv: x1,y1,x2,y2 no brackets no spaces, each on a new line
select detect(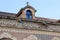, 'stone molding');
52,37,59,40
0,19,60,32
0,27,60,36
0,19,23,28
0,19,47,30
0,32,17,40
23,35,41,40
